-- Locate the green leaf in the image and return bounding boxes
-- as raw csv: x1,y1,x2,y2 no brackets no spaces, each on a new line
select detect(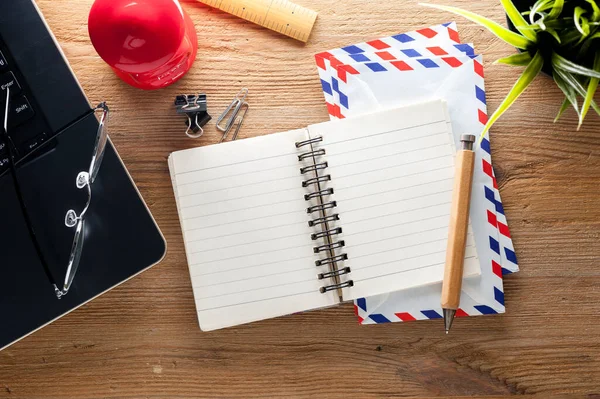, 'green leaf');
582,31,600,52
585,0,600,21
545,27,563,43
580,52,600,127
494,51,533,65
554,97,572,122
542,18,570,30
553,69,580,119
501,0,537,40
553,67,600,115
529,0,553,25
575,7,591,36
552,51,600,78
548,0,564,19
479,50,544,141
560,28,585,46
420,3,533,49
588,32,600,40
